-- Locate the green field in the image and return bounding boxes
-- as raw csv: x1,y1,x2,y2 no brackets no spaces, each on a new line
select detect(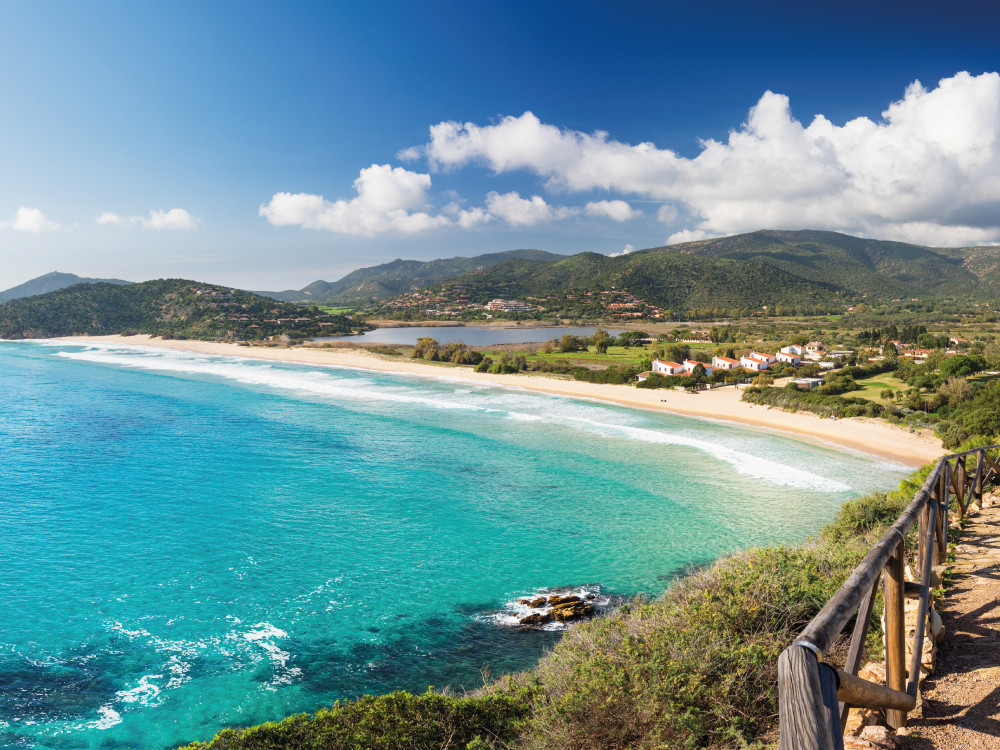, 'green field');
845,373,911,401
319,305,355,314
